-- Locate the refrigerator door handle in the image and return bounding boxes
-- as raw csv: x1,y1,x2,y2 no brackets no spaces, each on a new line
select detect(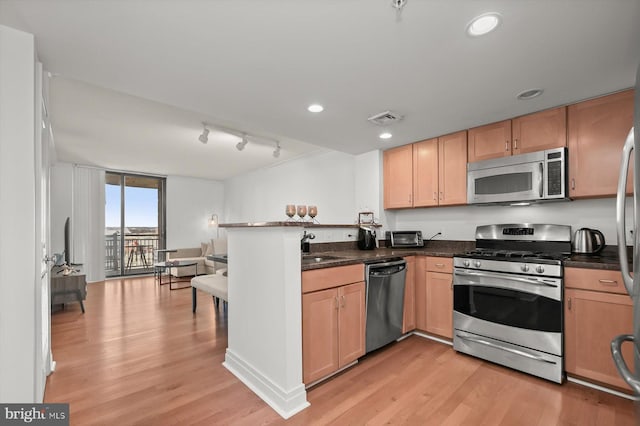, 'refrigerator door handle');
611,334,640,393
615,127,635,296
